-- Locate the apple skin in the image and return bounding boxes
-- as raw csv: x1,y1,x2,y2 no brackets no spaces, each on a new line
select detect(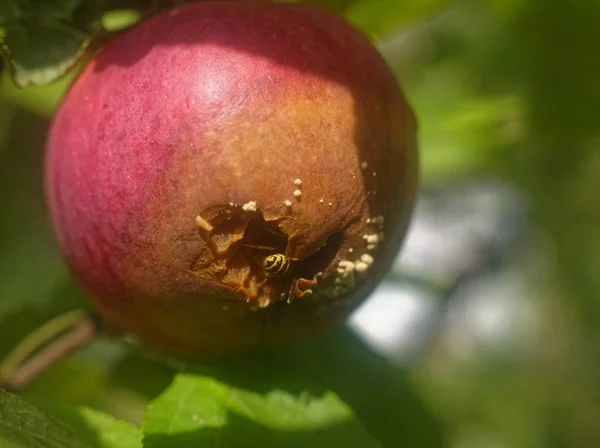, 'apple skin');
46,0,418,357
